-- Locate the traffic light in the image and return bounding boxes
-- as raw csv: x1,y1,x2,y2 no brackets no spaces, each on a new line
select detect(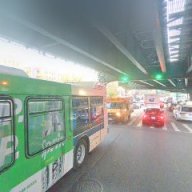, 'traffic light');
155,73,163,80
120,75,129,83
